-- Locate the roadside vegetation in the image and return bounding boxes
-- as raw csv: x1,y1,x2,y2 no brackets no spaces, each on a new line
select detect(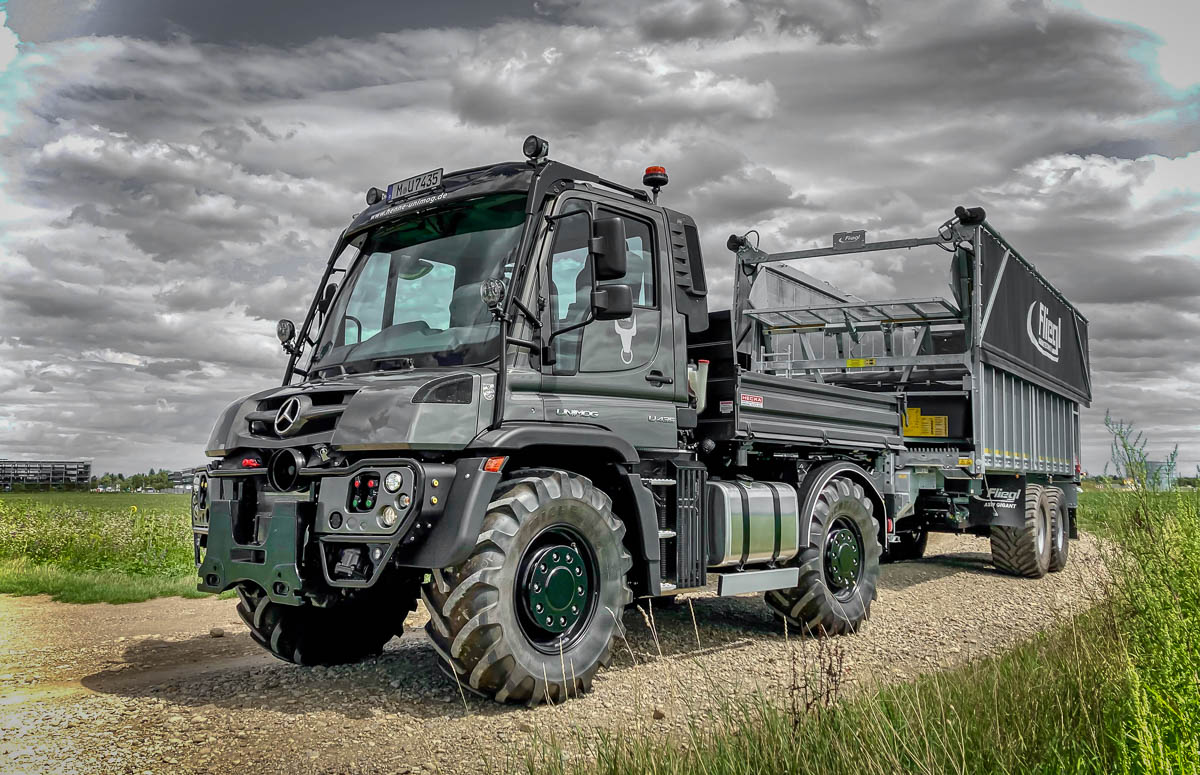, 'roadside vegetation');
529,425,1200,775
0,491,218,603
